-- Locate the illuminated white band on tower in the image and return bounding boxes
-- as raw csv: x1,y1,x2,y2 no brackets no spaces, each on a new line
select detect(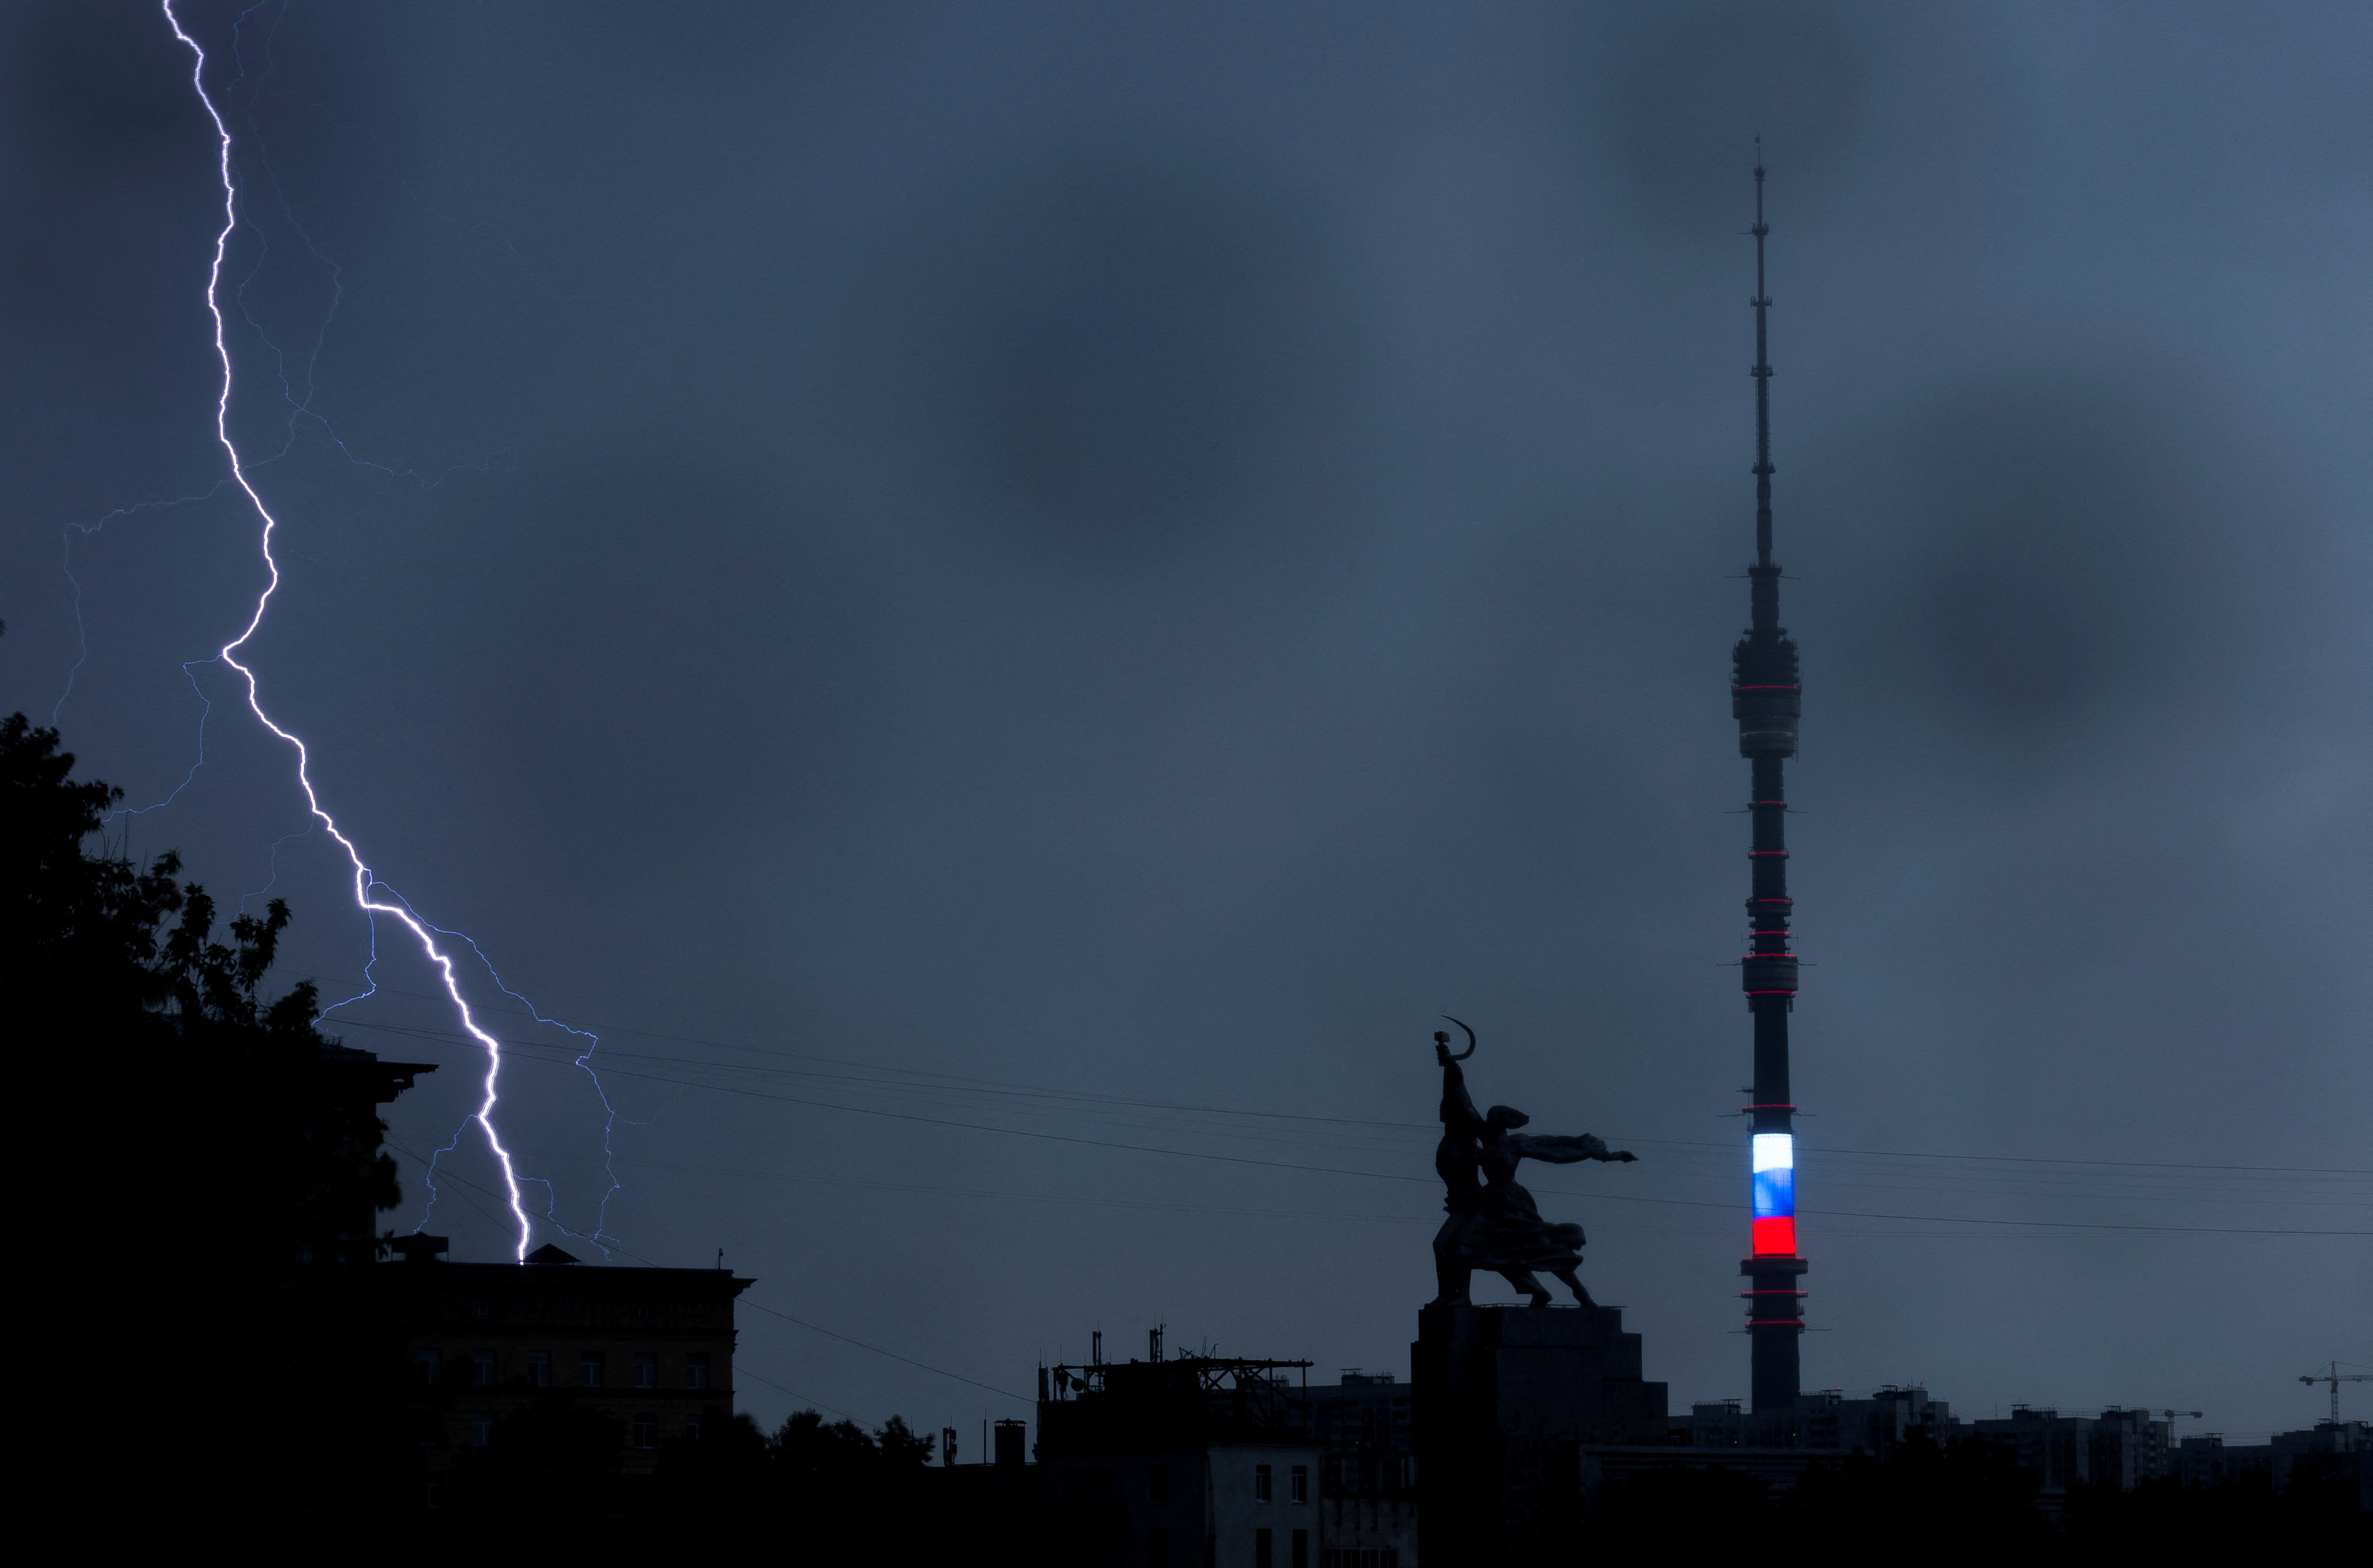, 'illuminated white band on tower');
1750,1132,1796,1254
